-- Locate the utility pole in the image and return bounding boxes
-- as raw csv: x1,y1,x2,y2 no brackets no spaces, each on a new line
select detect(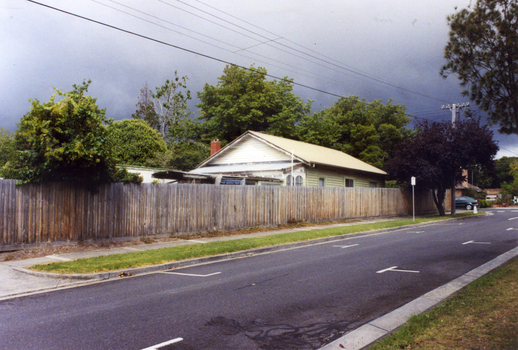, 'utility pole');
442,102,470,215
